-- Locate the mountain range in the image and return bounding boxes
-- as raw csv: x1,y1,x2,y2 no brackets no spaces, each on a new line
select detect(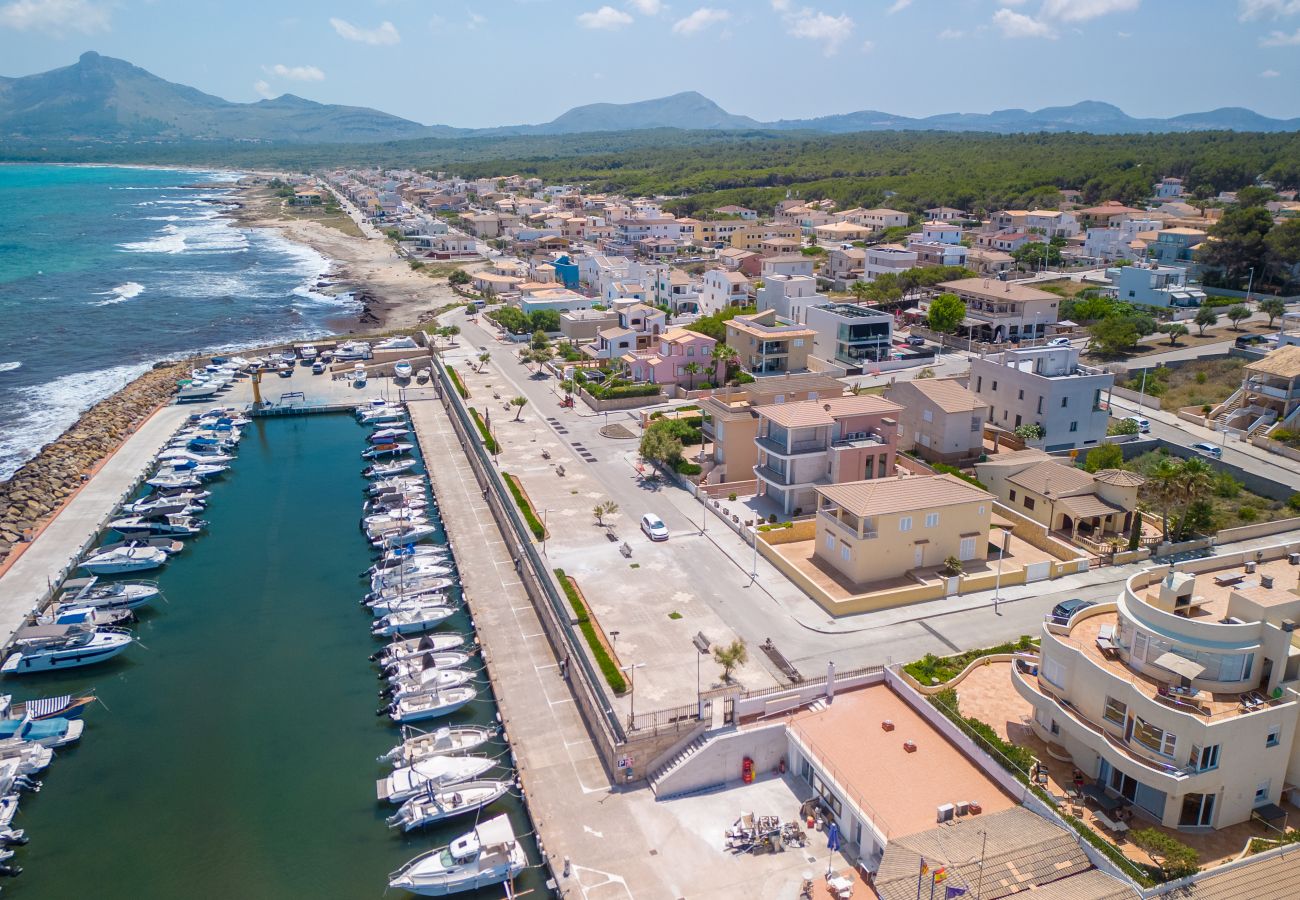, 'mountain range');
2,52,1297,144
